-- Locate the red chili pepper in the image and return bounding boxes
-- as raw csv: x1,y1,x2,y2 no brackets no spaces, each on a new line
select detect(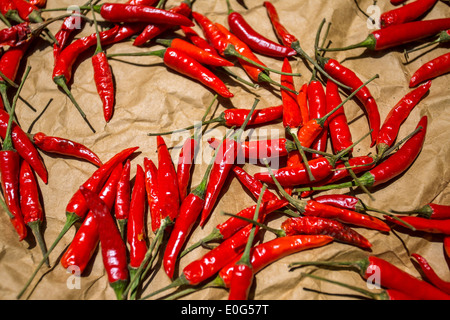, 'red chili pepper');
290,255,450,300
52,25,120,133
31,131,102,167
297,83,309,125
254,157,334,188
80,186,129,300
19,160,48,262
409,52,450,88
225,0,296,58
319,58,380,146
133,0,193,46
17,146,138,299
92,3,193,27
144,157,160,233
199,100,260,226
192,11,229,54
391,203,450,219
28,0,46,8
411,253,450,295
156,135,180,225
176,138,197,203
385,215,450,234
60,163,122,274
180,199,289,258
297,155,376,197
307,77,328,158
326,79,352,154
0,109,48,184
376,81,431,157
0,67,29,242
53,9,87,60
218,235,333,289
227,185,266,300
323,18,450,52
233,166,278,202
0,22,29,47
380,0,438,28
0,0,24,23
181,25,220,56
263,1,298,48
115,159,131,238
281,216,372,249
208,137,296,161
281,58,302,129
91,8,115,123
156,37,234,67
127,165,148,273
